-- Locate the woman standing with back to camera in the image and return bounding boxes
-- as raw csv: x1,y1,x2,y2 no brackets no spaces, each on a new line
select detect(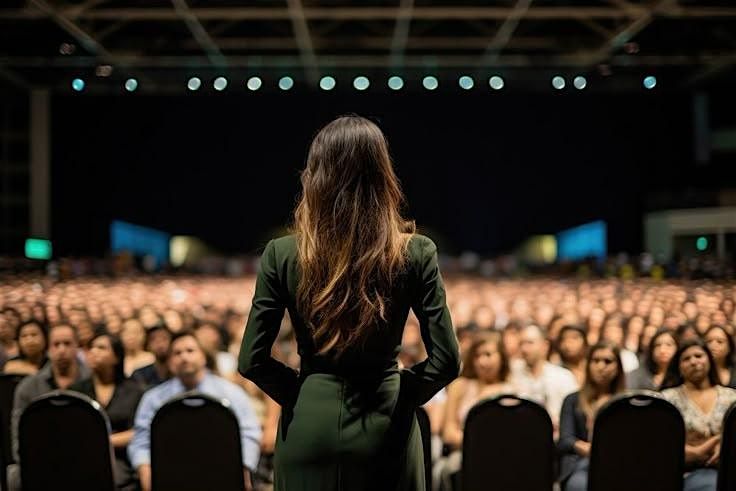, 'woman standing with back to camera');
239,115,460,491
